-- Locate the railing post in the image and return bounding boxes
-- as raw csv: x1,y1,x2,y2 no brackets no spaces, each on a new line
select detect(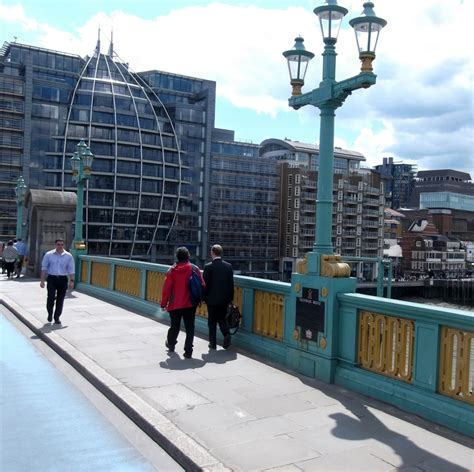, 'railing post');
412,321,440,392
110,262,116,291
242,288,254,332
140,269,147,299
